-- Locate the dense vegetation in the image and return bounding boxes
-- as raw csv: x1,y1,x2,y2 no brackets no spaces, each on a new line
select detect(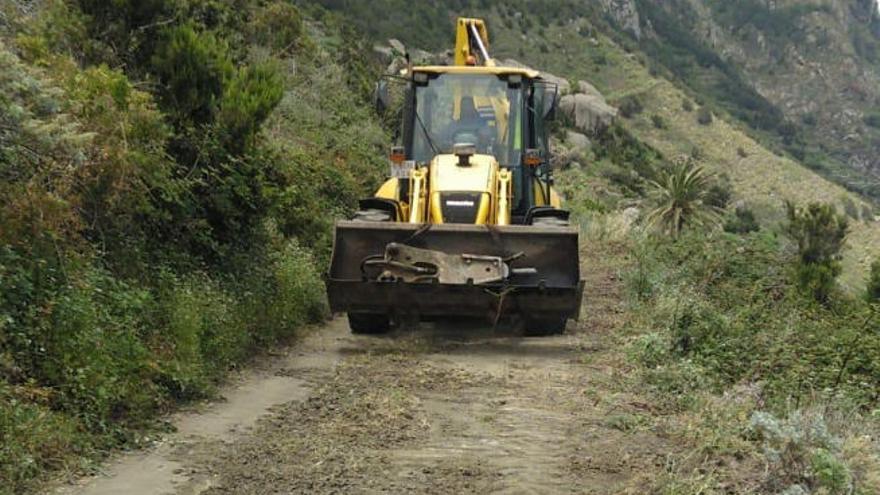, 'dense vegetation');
555,111,880,491
0,1,385,491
